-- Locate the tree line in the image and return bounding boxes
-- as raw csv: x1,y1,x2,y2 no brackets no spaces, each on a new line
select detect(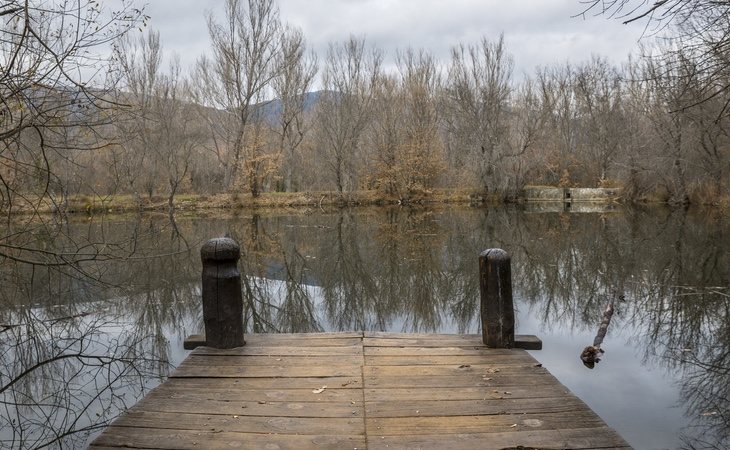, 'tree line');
2,0,729,213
